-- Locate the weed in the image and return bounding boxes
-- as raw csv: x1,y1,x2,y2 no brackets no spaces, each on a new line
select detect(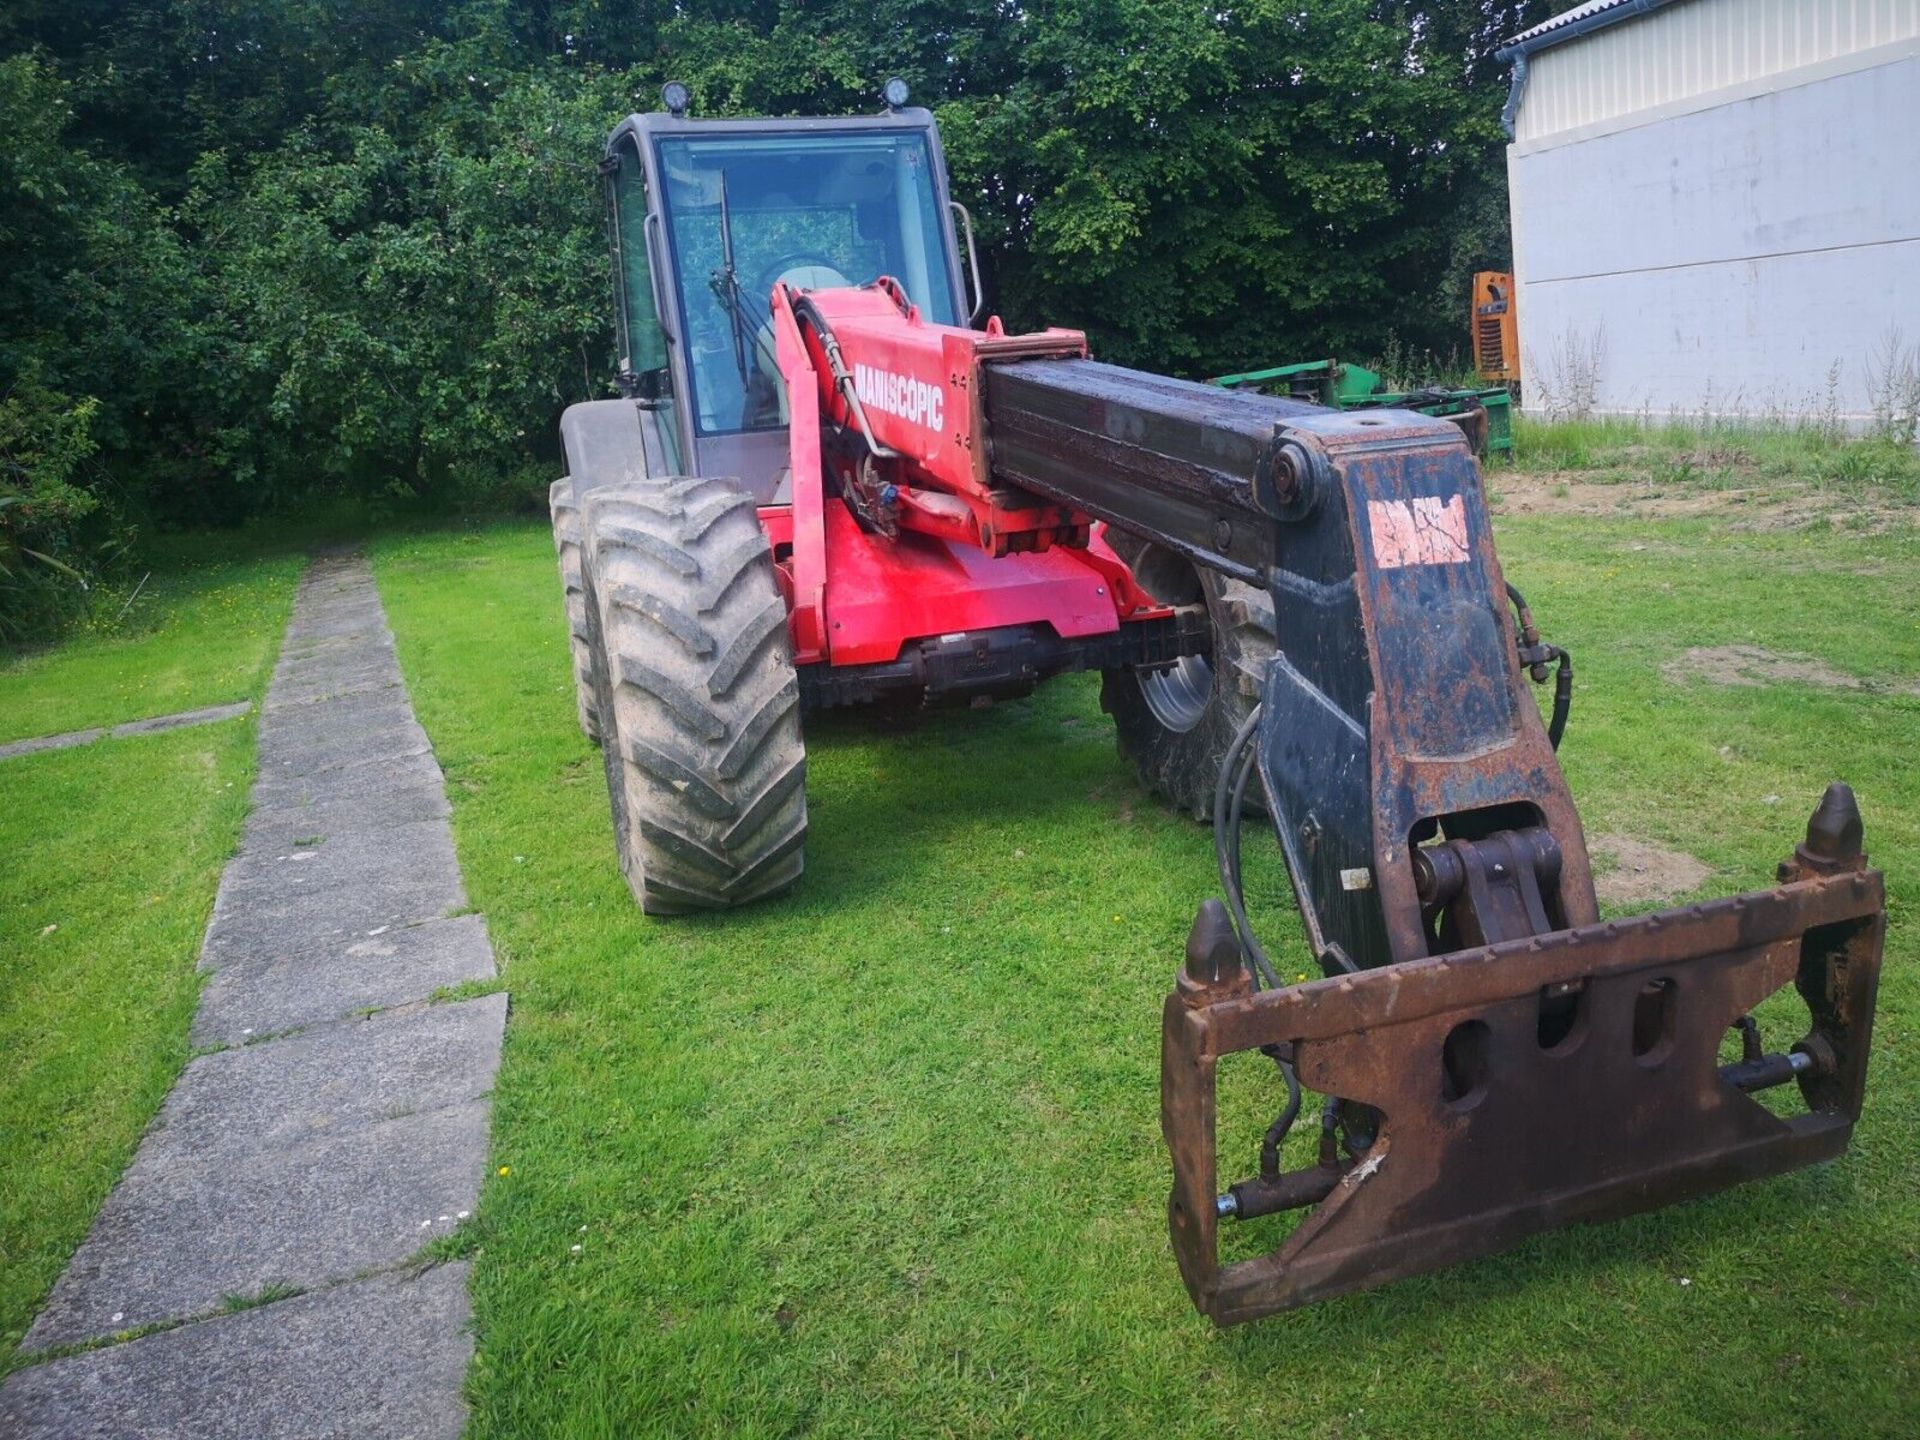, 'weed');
1513,413,1920,513
220,1283,303,1314
1527,324,1608,420
1653,455,1700,488
1866,327,1920,444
